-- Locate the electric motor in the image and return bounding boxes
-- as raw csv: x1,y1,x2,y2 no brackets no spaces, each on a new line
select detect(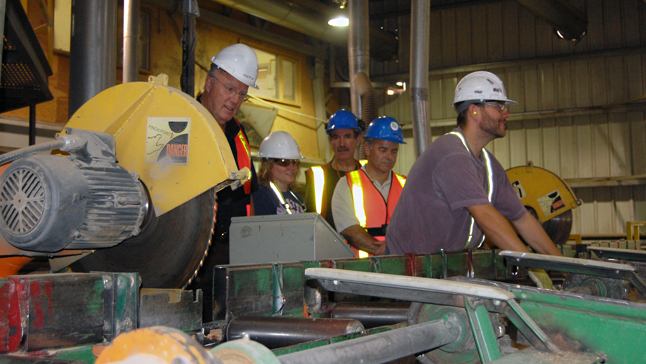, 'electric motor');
0,154,146,252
